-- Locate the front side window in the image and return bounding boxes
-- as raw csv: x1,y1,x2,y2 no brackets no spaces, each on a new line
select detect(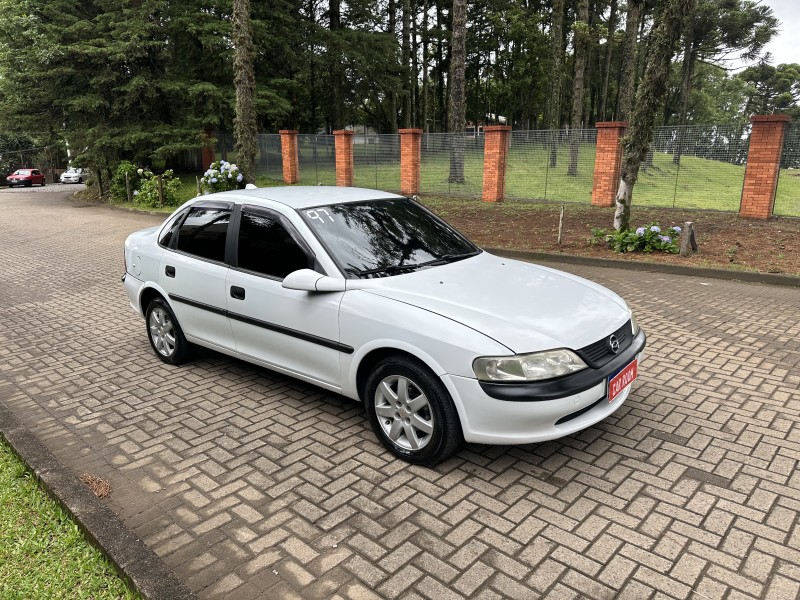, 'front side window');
237,210,310,279
301,197,479,278
176,206,231,262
